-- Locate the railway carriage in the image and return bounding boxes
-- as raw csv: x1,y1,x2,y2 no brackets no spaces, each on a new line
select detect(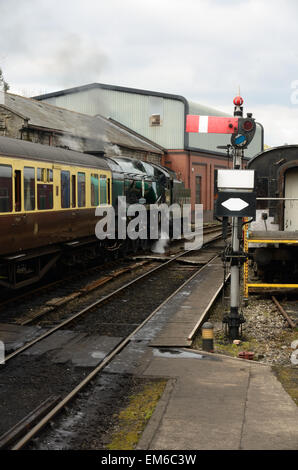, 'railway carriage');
247,145,298,284
0,137,112,289
0,137,190,289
